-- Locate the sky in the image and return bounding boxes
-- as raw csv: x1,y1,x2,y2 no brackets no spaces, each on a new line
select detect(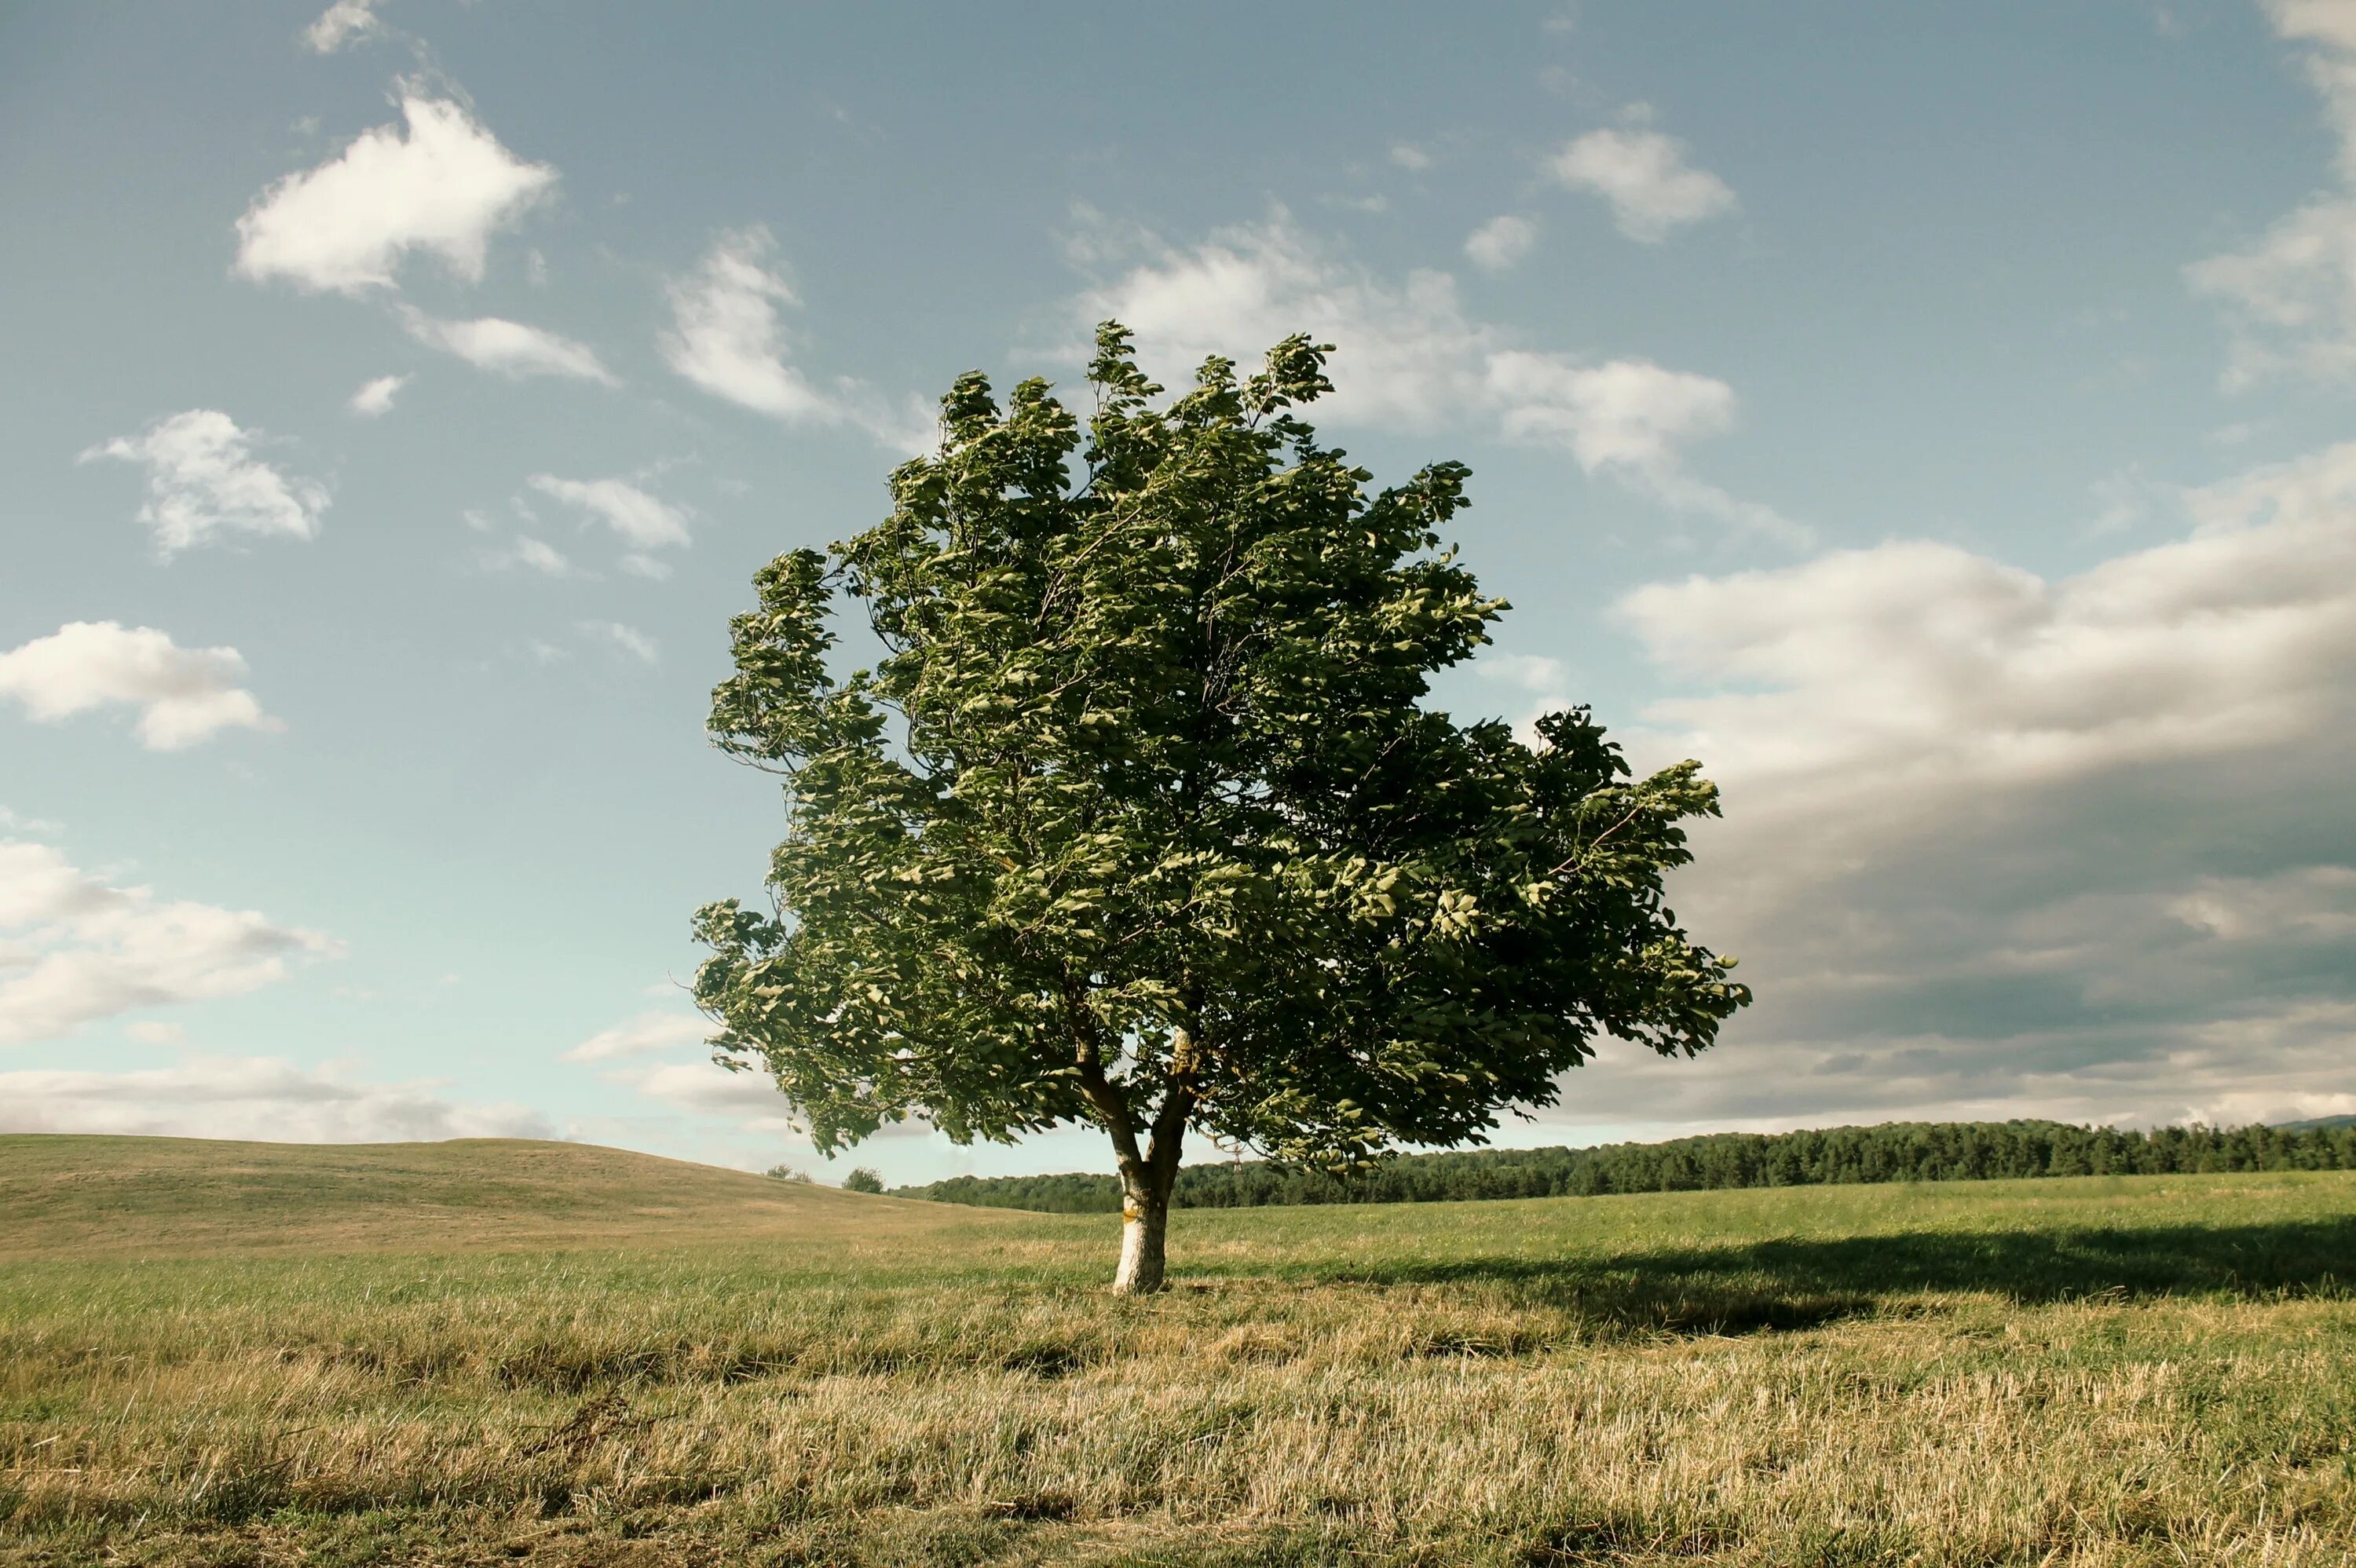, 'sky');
5,0,2356,1184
